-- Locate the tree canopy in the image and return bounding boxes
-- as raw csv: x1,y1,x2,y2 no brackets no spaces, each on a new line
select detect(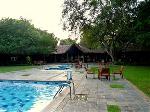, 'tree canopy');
134,0,150,49
80,25,100,49
62,0,150,62
60,38,77,45
0,18,58,55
